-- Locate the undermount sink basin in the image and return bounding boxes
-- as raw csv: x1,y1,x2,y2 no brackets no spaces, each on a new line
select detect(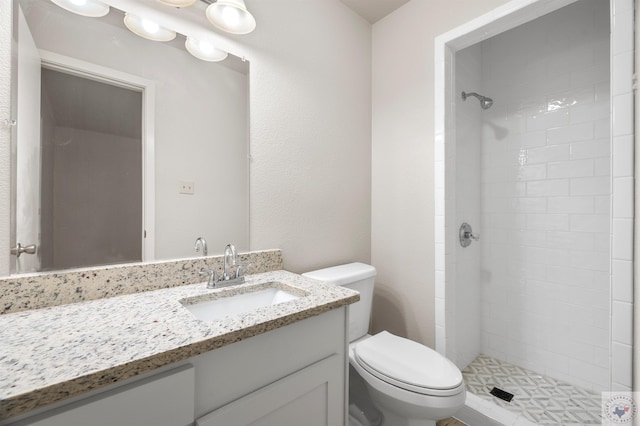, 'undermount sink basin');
180,283,304,322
